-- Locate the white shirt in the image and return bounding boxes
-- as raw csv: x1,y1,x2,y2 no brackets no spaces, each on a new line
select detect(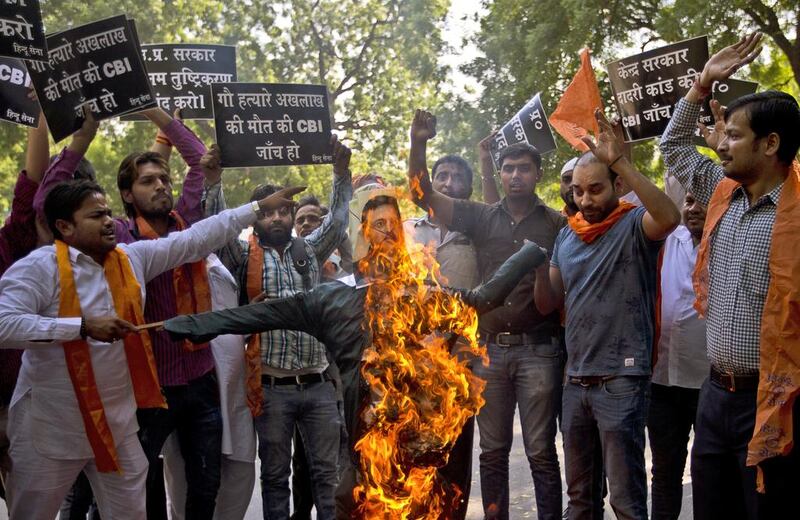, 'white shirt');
651,225,709,389
0,204,256,459
205,255,255,462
